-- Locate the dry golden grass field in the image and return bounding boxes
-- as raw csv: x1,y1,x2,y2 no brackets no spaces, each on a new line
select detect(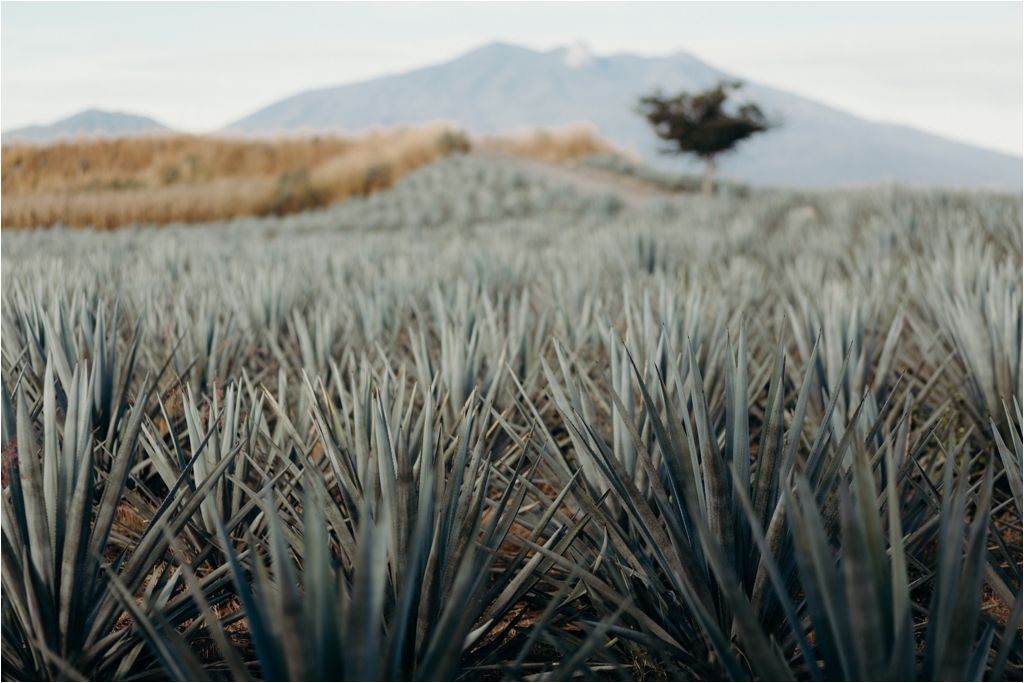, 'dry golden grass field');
1,125,613,229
